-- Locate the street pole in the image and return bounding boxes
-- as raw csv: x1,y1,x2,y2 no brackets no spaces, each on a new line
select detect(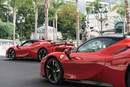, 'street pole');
45,0,49,40
123,18,126,36
100,13,103,35
76,0,80,46
20,23,22,41
17,14,25,41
